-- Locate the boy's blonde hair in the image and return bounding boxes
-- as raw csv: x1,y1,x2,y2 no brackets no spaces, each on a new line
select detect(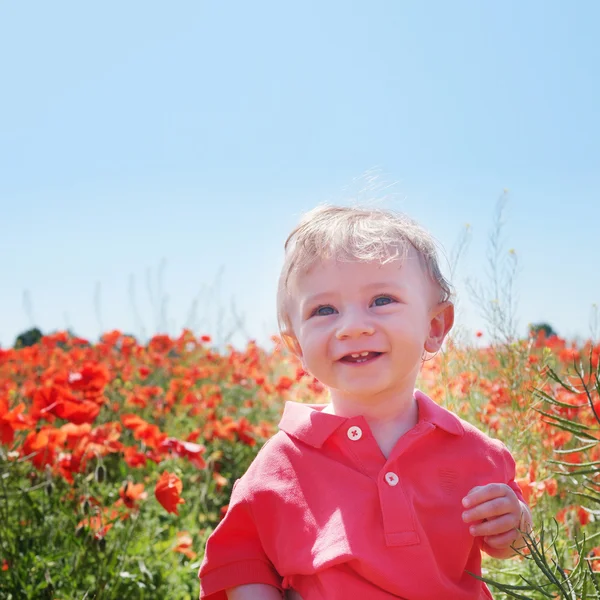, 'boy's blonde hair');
277,204,453,353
